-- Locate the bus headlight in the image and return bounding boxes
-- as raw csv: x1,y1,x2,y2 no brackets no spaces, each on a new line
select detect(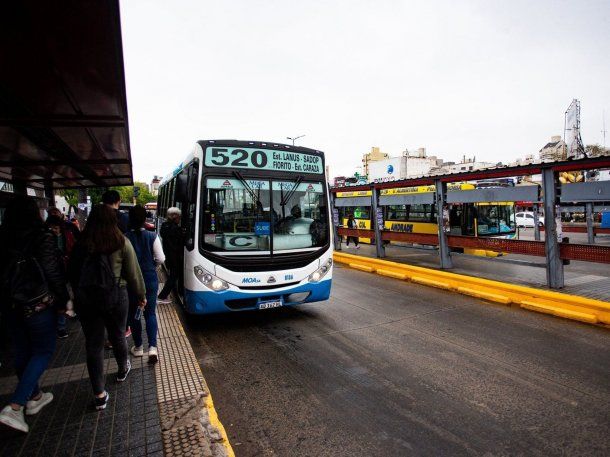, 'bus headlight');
194,266,229,291
308,258,332,283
